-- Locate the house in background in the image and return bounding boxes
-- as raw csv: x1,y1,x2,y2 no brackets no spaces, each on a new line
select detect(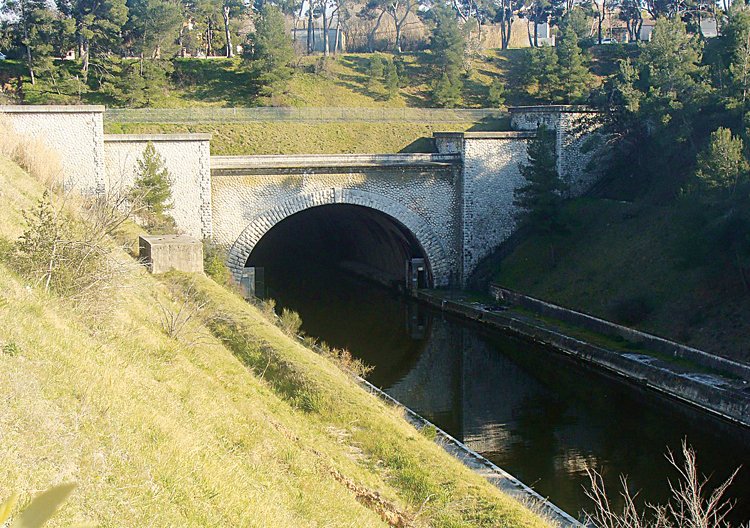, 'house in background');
291,27,346,53
536,23,555,46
